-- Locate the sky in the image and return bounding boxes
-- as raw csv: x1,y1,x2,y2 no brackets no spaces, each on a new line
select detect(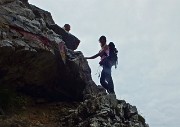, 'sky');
29,0,180,127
